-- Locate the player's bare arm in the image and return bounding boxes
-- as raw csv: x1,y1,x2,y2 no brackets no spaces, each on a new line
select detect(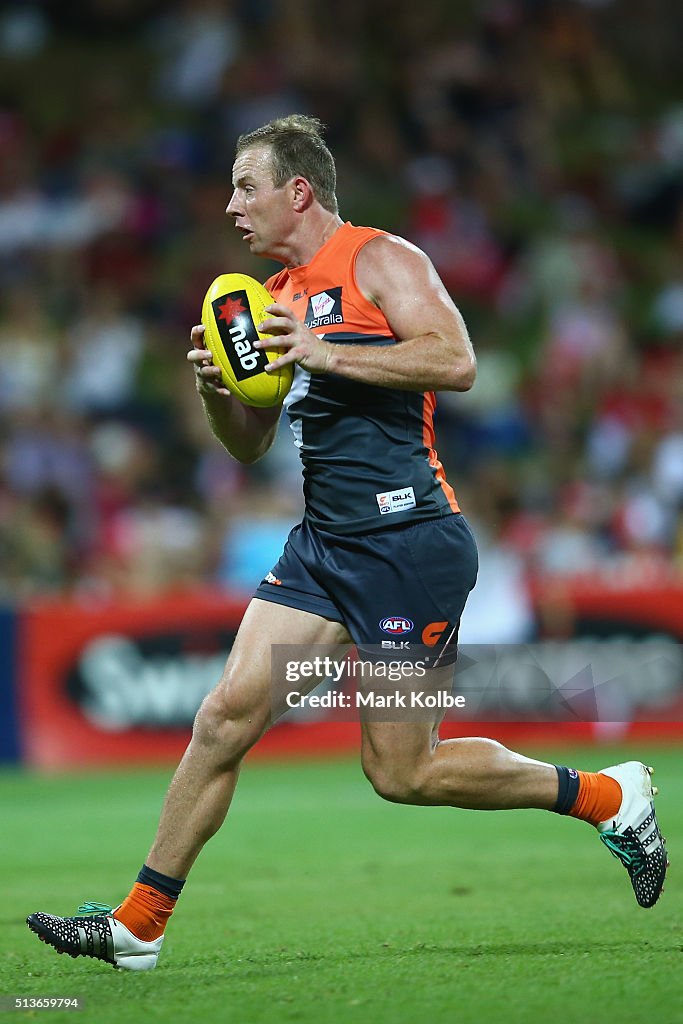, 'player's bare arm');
187,324,281,463
257,234,476,392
